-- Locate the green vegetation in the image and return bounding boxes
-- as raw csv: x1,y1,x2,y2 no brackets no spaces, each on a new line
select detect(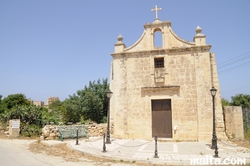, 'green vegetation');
62,78,109,124
0,78,109,137
222,94,250,108
221,98,230,107
231,94,250,108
